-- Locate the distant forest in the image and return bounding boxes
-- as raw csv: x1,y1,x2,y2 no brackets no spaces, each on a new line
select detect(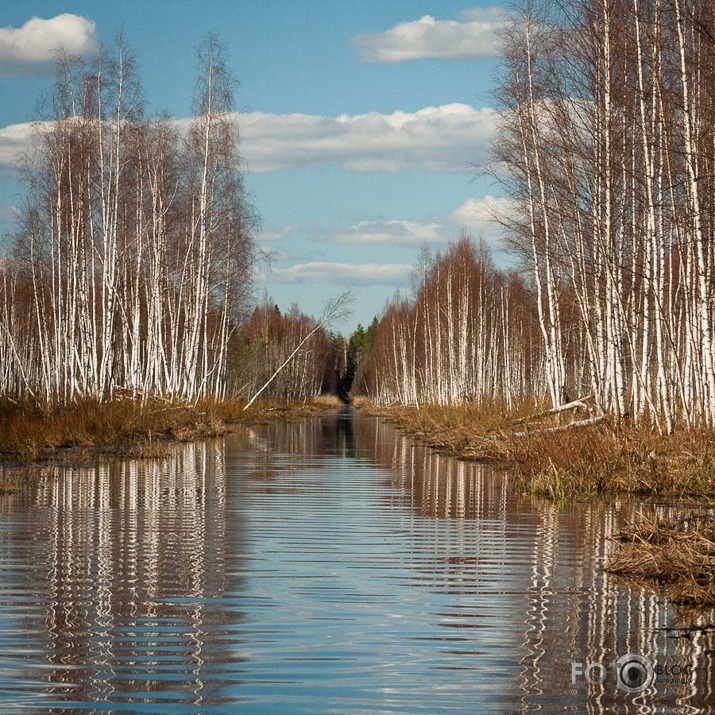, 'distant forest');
4,1,715,435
